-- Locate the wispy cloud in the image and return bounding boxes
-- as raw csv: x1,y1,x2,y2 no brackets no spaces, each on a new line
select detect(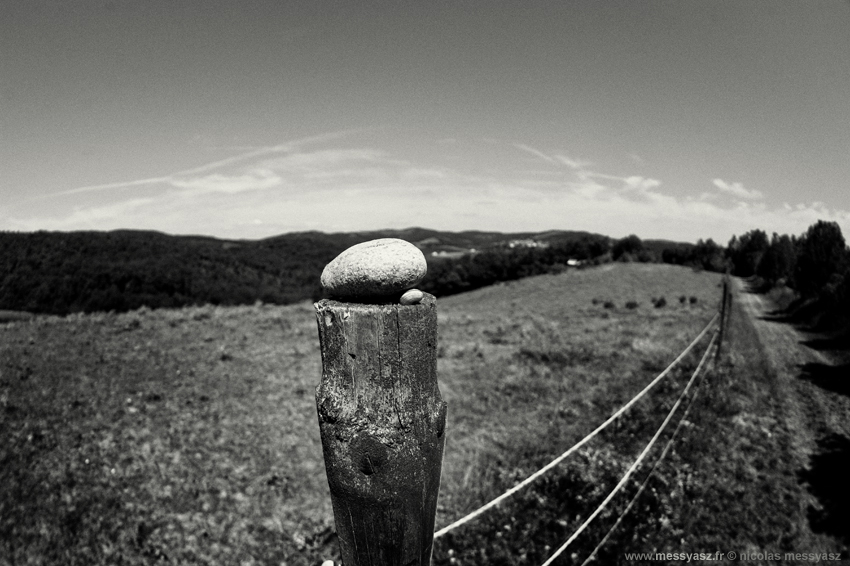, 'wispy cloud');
554,154,593,170
513,143,557,164
511,143,594,171
624,176,661,190
57,130,357,196
6,134,848,244
169,170,283,195
260,148,392,173
712,178,764,200
59,176,173,195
